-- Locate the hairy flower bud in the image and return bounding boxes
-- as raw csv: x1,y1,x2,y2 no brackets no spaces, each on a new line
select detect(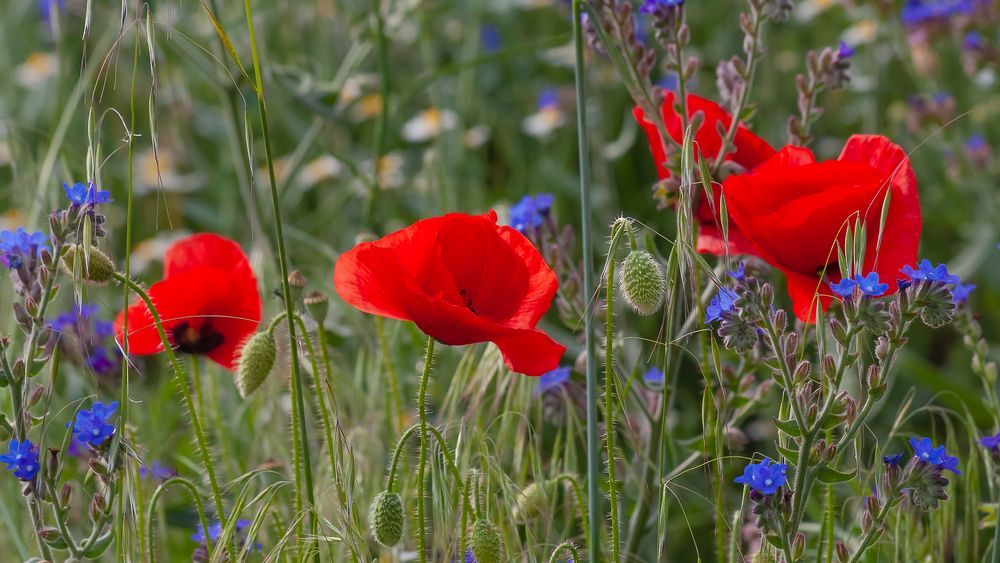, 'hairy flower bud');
236,331,277,398
513,480,554,523
368,491,404,547
61,244,116,286
470,519,505,563
836,540,849,563
618,250,666,316
304,291,329,324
